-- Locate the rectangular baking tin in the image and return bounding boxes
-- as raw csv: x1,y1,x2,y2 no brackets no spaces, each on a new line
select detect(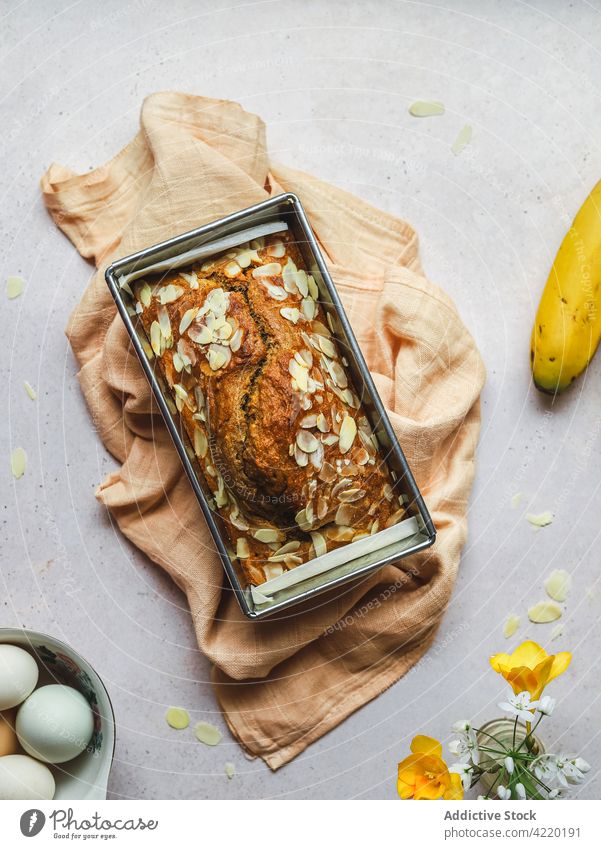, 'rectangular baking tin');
105,193,436,619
